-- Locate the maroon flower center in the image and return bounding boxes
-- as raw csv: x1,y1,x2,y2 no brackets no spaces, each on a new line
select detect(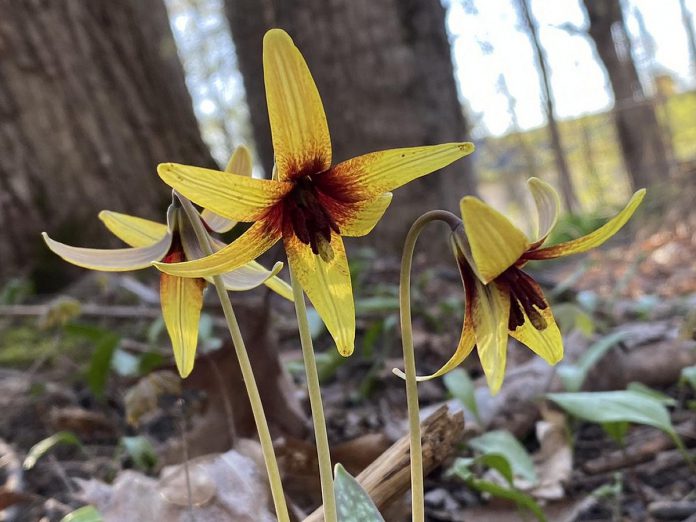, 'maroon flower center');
283,176,340,261
162,233,185,264
497,267,549,331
